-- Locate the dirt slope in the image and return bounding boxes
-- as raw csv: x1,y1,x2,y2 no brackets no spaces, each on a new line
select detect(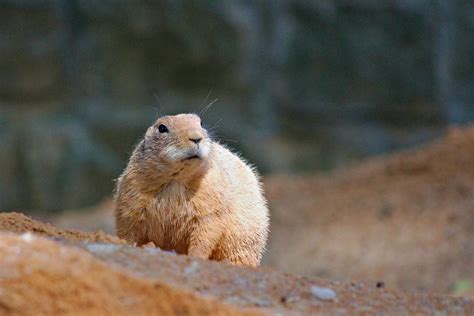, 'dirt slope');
0,213,473,315
265,126,474,293
0,233,254,316
46,126,474,296
0,212,122,244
